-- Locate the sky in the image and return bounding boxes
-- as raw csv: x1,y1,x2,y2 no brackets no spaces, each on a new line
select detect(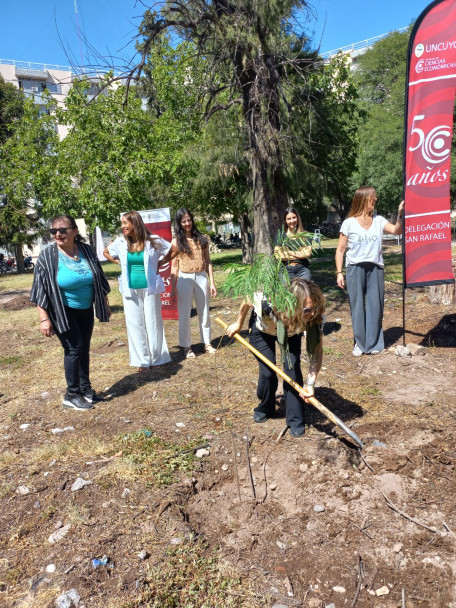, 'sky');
0,0,432,69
